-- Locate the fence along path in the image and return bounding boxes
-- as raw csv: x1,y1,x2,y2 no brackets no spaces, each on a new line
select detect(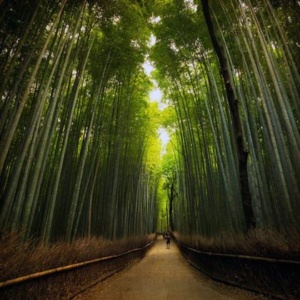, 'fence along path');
74,236,266,300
